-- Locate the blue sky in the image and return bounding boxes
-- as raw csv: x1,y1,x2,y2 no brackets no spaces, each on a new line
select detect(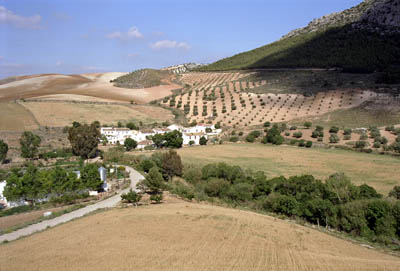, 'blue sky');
0,0,363,78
